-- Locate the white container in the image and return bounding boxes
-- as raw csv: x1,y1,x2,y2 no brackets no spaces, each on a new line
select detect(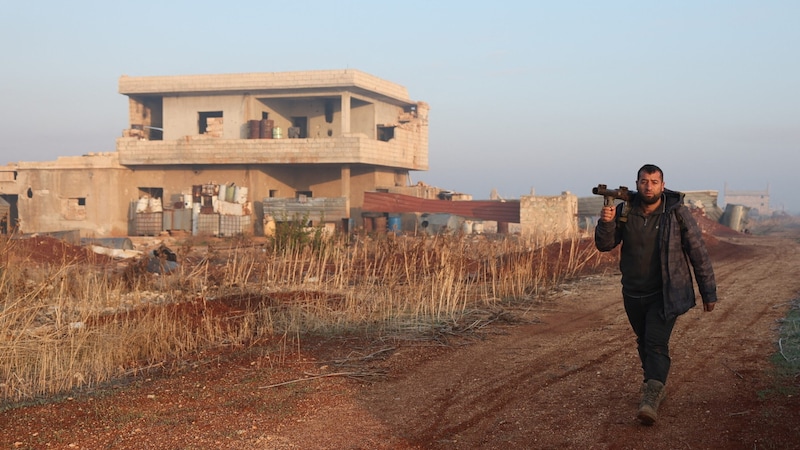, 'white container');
148,196,163,213
234,186,248,204
218,201,243,216
192,203,201,236
136,196,149,213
